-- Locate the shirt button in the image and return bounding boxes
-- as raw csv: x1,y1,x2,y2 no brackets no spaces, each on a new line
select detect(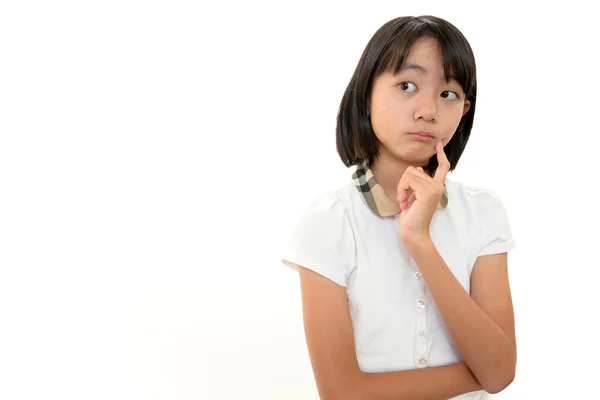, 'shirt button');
419,357,428,366
414,271,422,280
417,300,426,308
419,329,426,337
